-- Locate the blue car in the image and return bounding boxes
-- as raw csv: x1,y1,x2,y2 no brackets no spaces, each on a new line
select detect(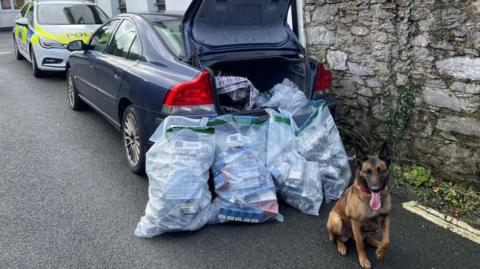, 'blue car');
66,0,334,174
